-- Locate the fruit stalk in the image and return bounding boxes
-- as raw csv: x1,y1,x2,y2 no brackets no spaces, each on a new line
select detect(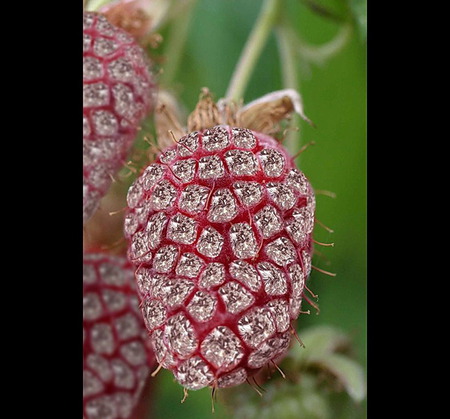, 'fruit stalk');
225,0,282,102
85,0,111,11
160,0,198,86
276,23,302,154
